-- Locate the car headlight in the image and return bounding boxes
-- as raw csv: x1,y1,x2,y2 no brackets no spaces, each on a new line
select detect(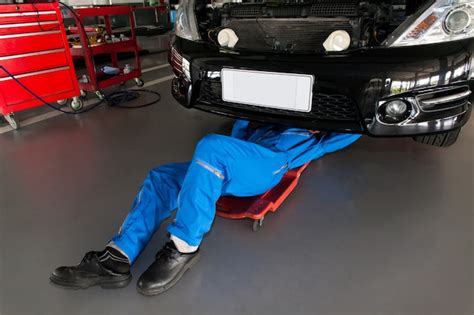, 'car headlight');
386,0,473,47
175,0,200,41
